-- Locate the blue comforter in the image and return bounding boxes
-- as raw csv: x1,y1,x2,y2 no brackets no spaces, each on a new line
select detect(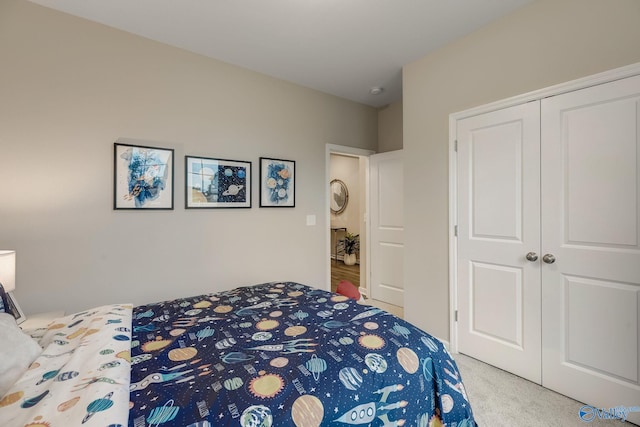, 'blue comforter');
128,282,476,426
